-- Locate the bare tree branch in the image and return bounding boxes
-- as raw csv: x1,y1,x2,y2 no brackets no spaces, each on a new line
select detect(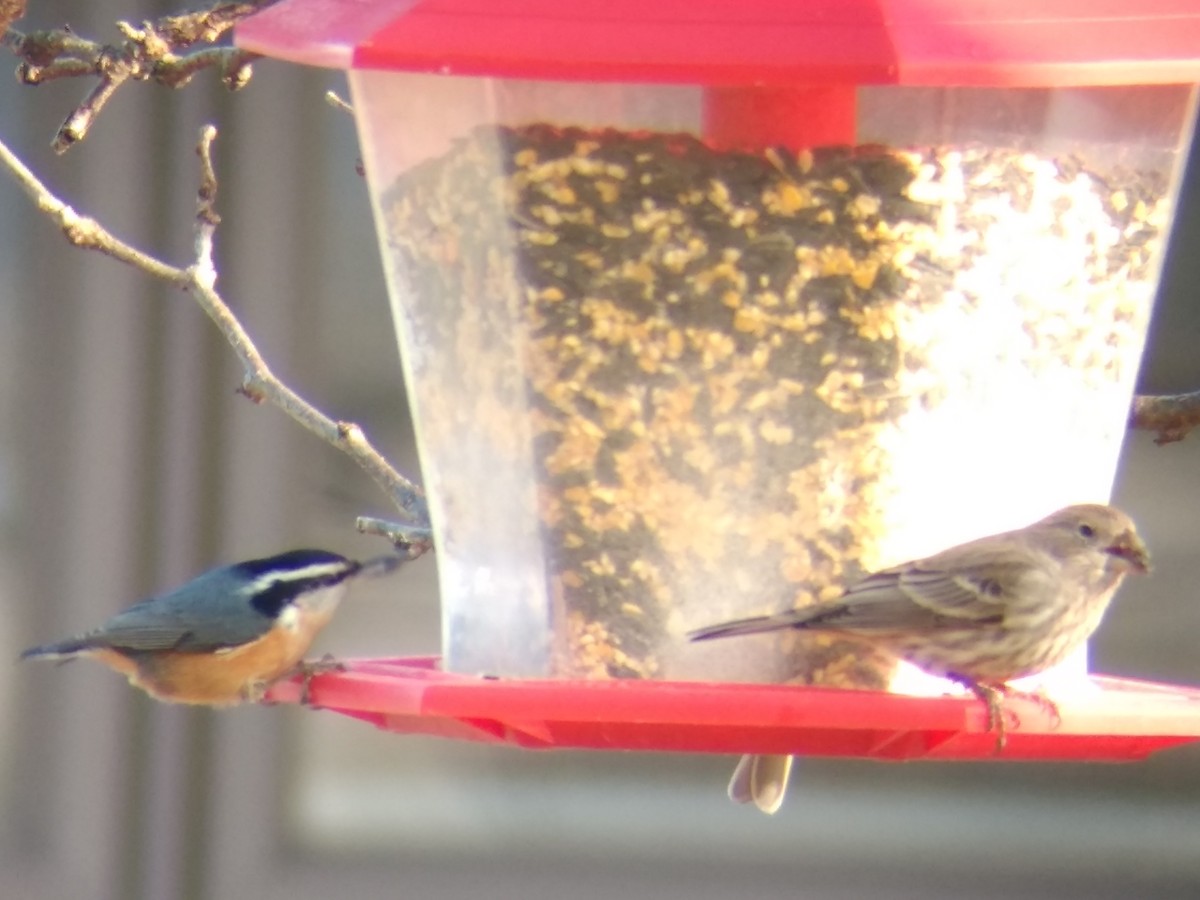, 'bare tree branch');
1130,392,1200,445
0,126,430,538
3,1,271,152
0,131,191,282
